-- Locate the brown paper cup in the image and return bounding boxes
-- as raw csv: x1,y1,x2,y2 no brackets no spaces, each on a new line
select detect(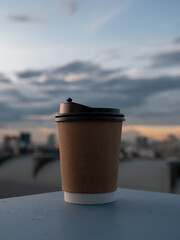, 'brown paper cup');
55,100,125,204
57,121,122,201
